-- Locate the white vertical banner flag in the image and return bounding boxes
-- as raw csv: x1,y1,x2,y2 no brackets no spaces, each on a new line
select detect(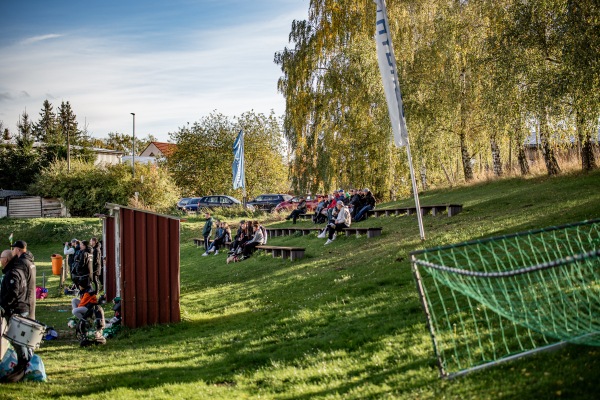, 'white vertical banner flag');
374,0,408,147
374,0,425,240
